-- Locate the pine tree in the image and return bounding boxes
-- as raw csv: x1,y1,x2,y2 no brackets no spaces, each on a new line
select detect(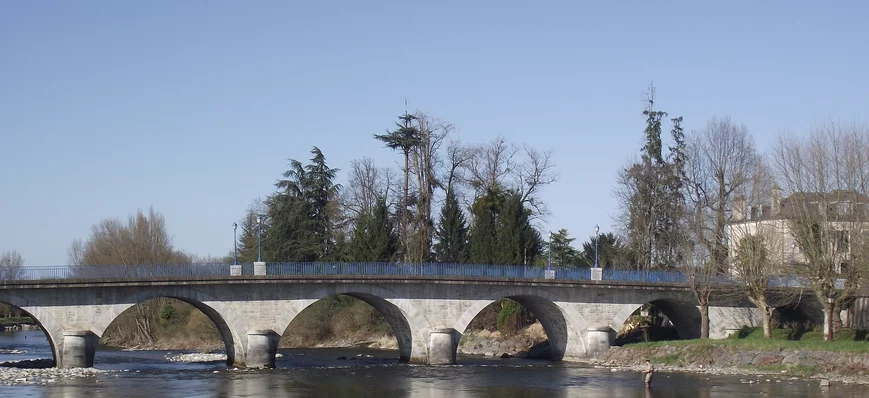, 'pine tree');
237,210,260,263
266,147,340,261
434,189,469,263
374,110,422,258
350,197,398,262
